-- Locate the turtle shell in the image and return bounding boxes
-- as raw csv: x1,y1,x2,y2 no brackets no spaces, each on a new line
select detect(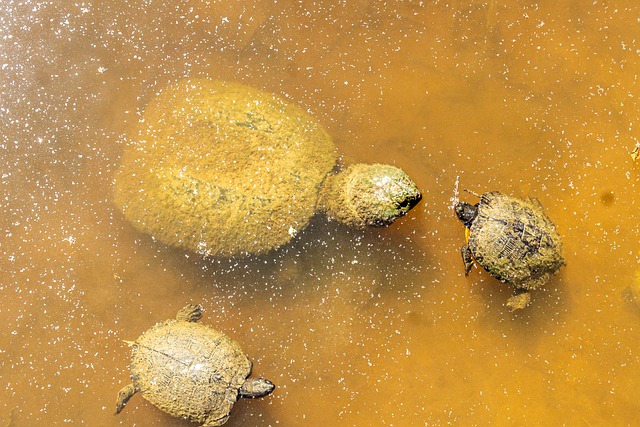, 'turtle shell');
130,319,252,425
467,191,564,290
114,79,337,256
